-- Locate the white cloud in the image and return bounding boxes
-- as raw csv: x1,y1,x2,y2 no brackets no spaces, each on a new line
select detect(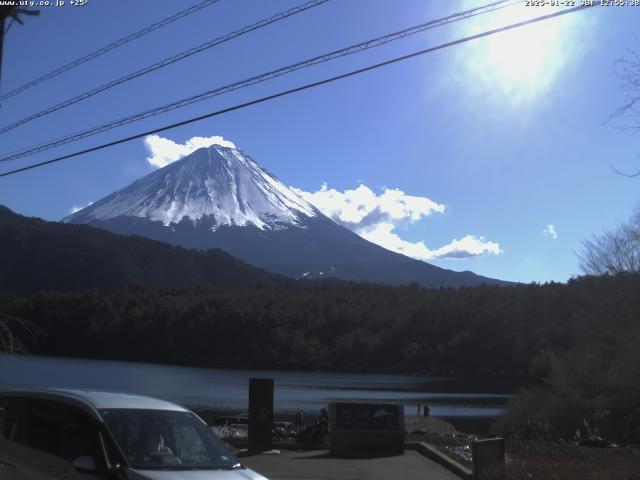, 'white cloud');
292,183,445,232
361,223,500,260
69,201,93,214
144,134,236,168
294,183,501,260
543,224,557,240
429,234,501,259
